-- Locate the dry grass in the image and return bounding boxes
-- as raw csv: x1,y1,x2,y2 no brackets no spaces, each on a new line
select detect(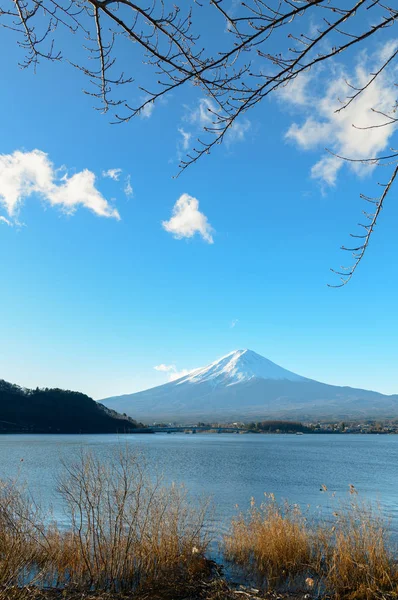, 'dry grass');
0,478,51,590
0,448,211,596
325,495,398,599
52,449,210,591
224,493,322,587
224,488,398,599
